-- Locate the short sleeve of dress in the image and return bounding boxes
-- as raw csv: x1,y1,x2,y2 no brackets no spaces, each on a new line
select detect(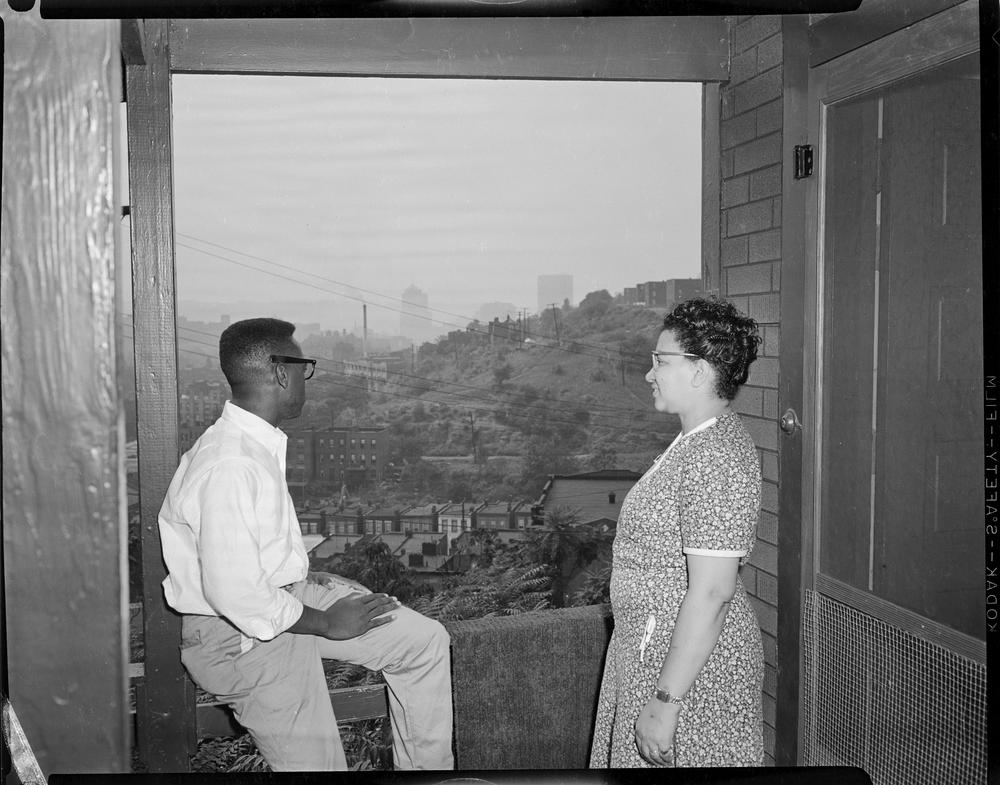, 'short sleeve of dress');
678,437,760,557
